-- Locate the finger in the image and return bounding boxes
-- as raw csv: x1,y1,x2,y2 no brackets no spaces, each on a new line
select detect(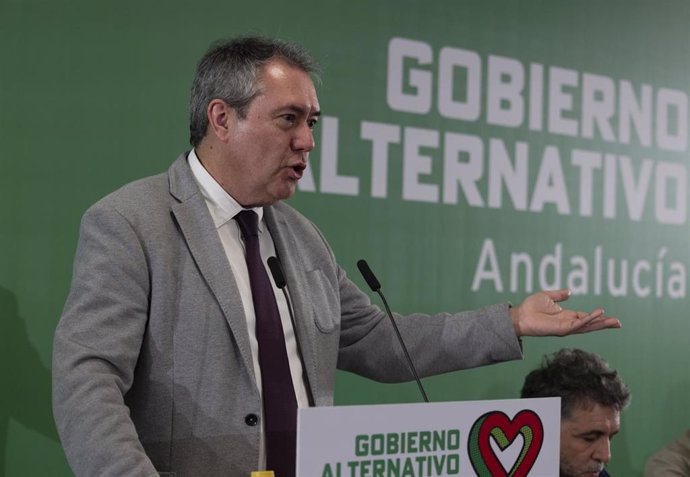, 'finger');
565,308,606,332
568,309,601,332
581,316,622,332
582,308,604,320
556,306,605,328
541,288,571,303
575,314,622,333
